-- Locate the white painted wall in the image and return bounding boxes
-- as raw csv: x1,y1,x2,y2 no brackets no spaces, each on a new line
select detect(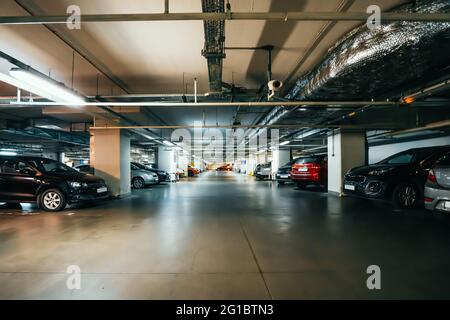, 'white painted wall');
158,147,176,173
369,136,450,164
271,149,291,174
